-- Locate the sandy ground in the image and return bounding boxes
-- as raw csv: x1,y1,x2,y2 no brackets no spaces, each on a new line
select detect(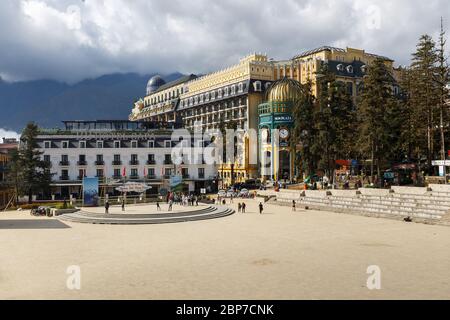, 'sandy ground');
0,200,449,300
